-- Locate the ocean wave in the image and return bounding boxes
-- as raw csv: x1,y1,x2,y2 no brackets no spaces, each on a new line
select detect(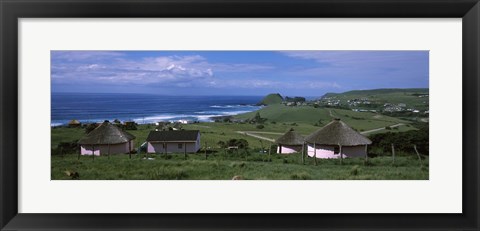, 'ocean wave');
131,110,255,124
51,122,64,127
210,104,256,109
51,105,260,126
132,114,222,124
